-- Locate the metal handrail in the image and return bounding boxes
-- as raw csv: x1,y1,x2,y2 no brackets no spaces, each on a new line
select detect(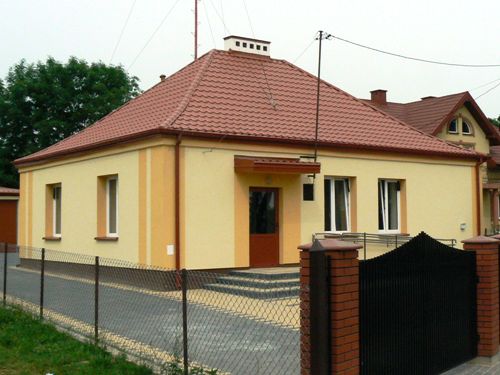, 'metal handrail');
312,232,457,248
